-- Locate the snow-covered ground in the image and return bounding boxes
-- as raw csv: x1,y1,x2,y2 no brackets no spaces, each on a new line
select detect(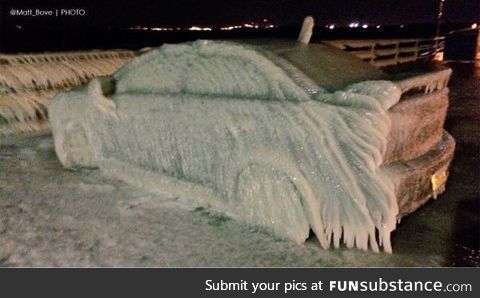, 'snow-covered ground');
0,61,478,267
